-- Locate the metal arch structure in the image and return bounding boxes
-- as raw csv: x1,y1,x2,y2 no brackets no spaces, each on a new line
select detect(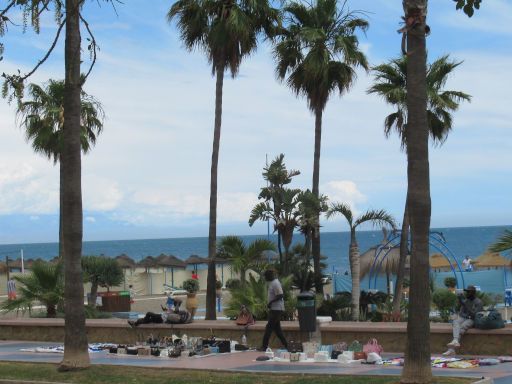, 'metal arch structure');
368,230,466,291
